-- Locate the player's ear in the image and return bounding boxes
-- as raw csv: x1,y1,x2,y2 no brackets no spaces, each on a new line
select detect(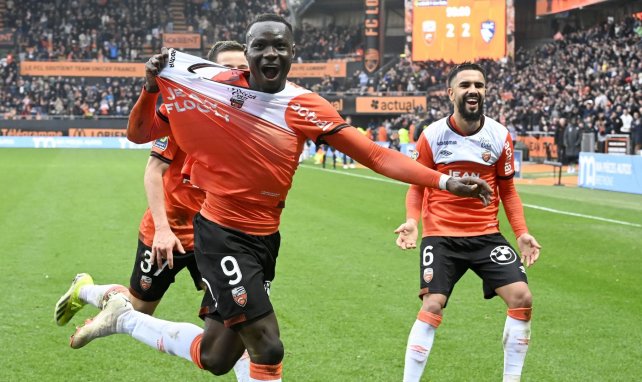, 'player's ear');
291,44,296,58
